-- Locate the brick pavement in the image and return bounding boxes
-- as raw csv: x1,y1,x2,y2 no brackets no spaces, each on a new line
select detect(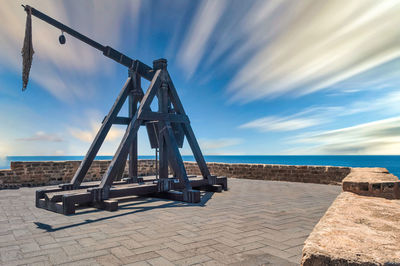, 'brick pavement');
0,179,341,265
